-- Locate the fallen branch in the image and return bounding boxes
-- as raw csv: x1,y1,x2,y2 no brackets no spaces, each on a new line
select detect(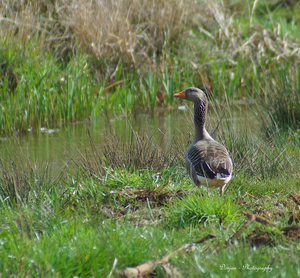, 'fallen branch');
118,234,216,278
242,211,276,227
